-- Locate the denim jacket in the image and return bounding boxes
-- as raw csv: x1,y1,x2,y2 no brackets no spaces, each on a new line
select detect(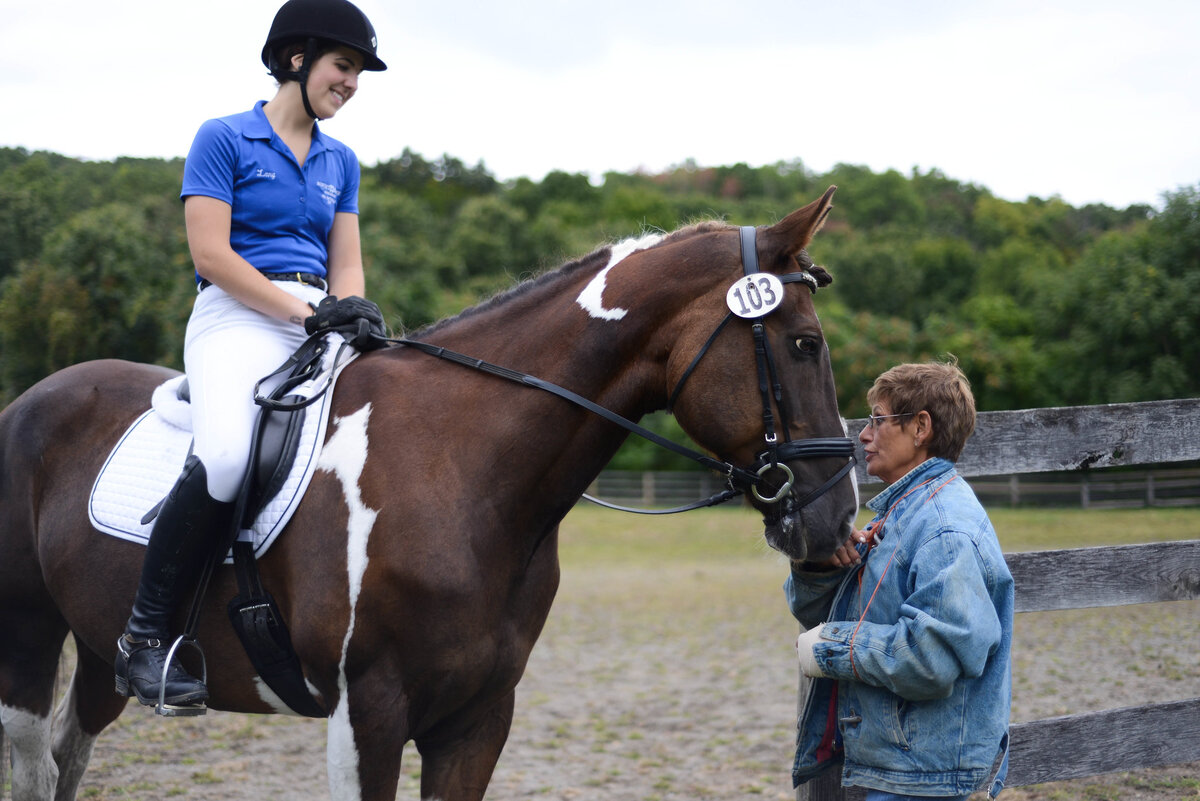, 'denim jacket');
785,458,1013,796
